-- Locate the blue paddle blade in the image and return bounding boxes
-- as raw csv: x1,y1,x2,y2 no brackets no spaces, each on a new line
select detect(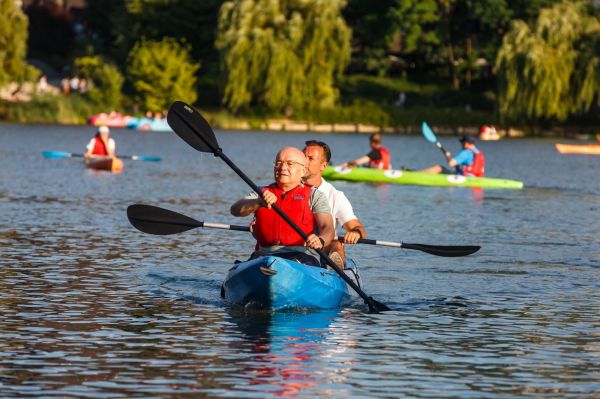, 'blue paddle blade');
131,155,162,162
422,122,437,143
42,151,72,158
